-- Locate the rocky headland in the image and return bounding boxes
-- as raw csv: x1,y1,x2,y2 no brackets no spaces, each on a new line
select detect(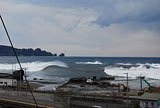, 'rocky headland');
0,45,57,56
